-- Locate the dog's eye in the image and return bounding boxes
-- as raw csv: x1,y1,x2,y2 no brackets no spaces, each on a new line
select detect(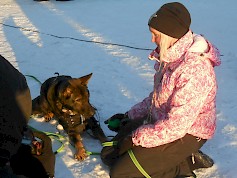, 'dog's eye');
65,95,71,100
75,98,81,102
